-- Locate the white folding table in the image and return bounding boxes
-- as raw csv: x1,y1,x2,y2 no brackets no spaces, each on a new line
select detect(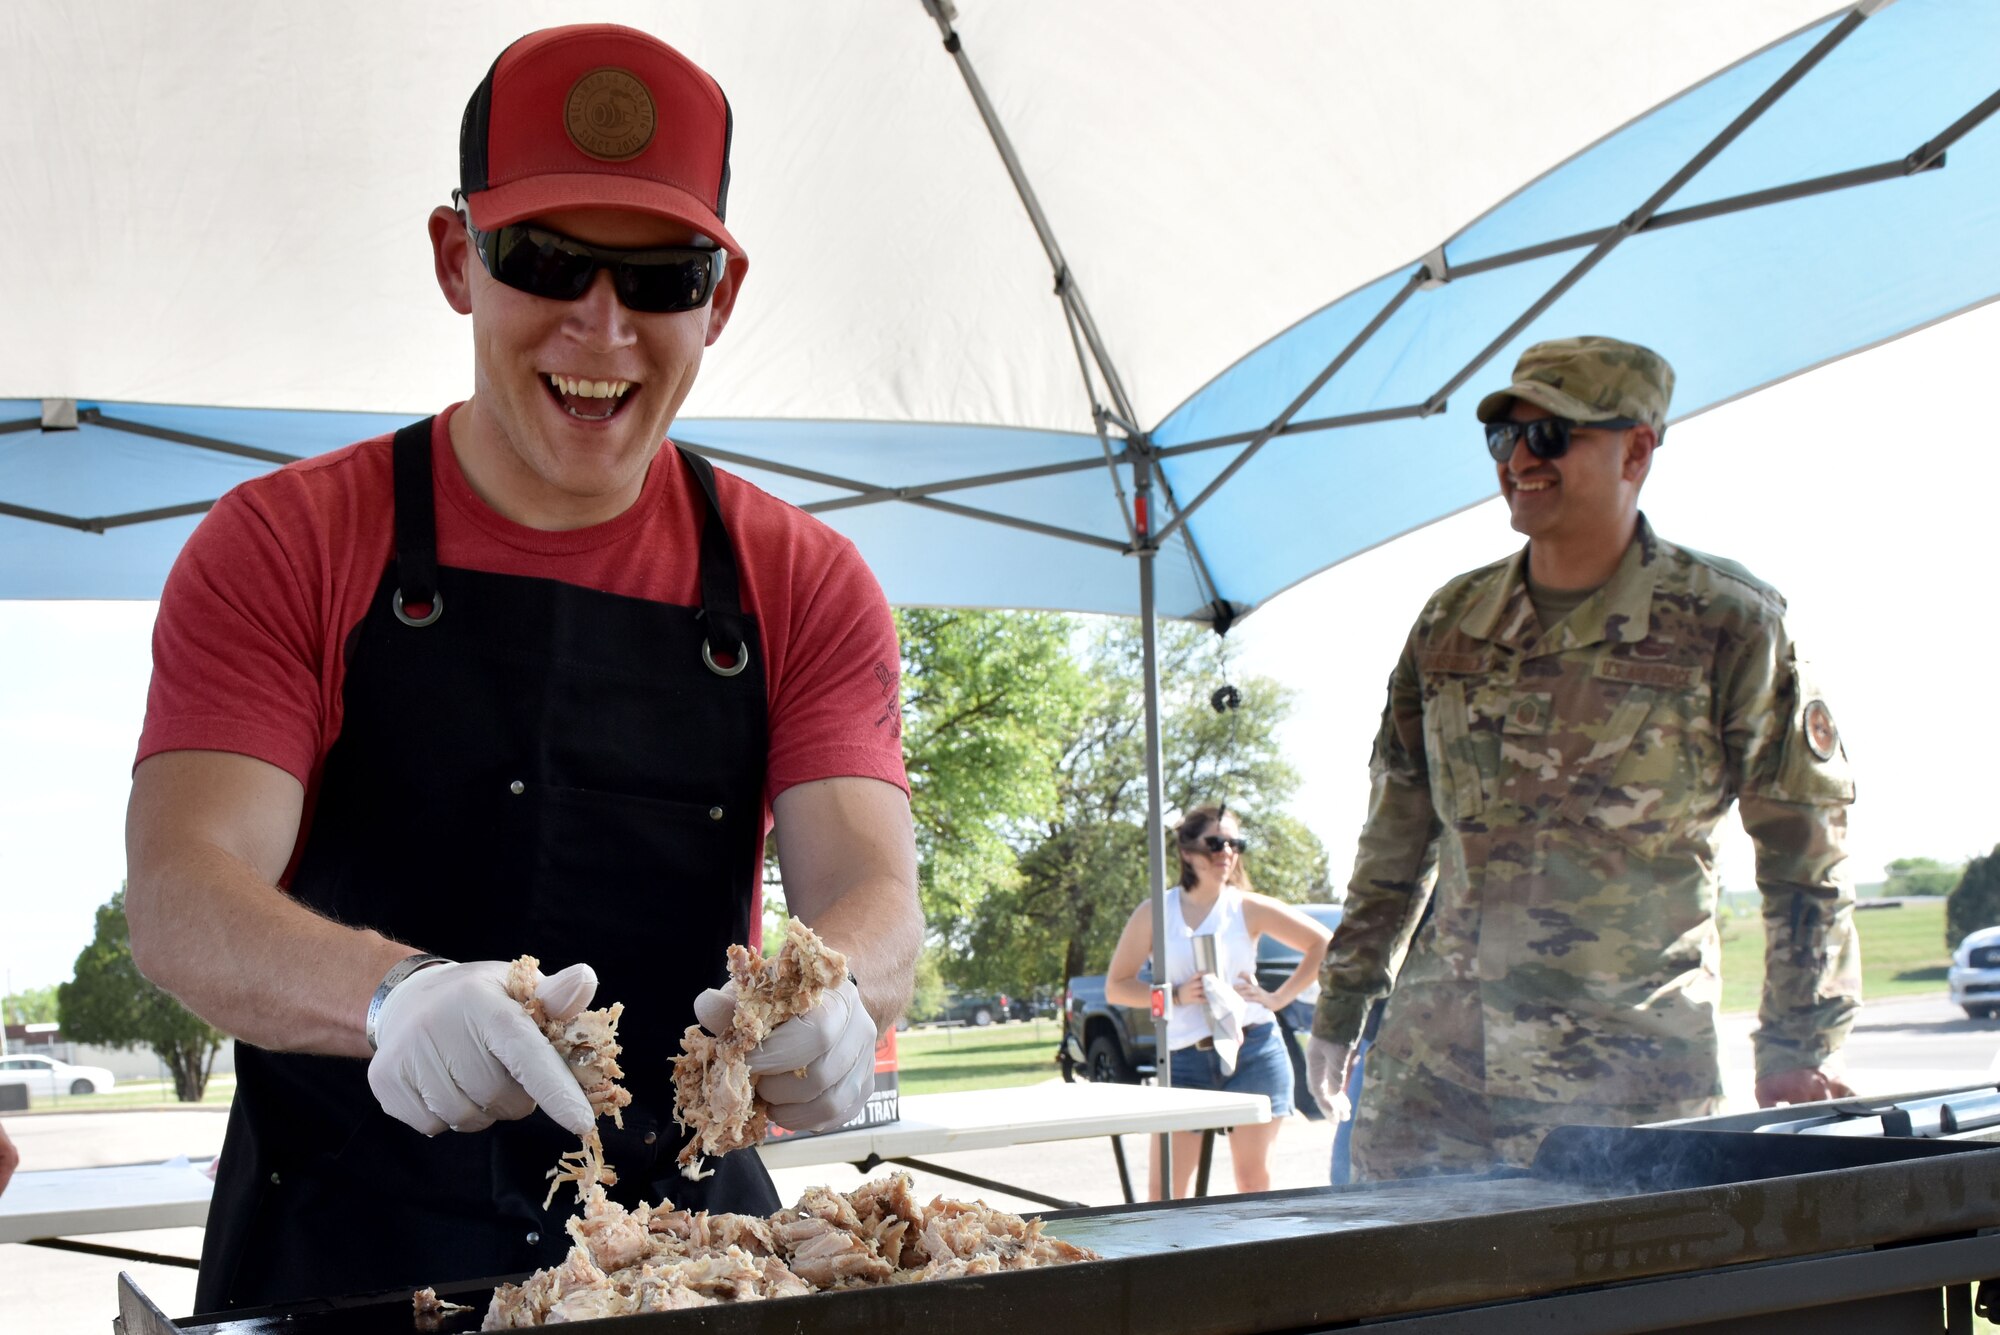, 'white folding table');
762,1082,1269,1208
0,1082,1269,1267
